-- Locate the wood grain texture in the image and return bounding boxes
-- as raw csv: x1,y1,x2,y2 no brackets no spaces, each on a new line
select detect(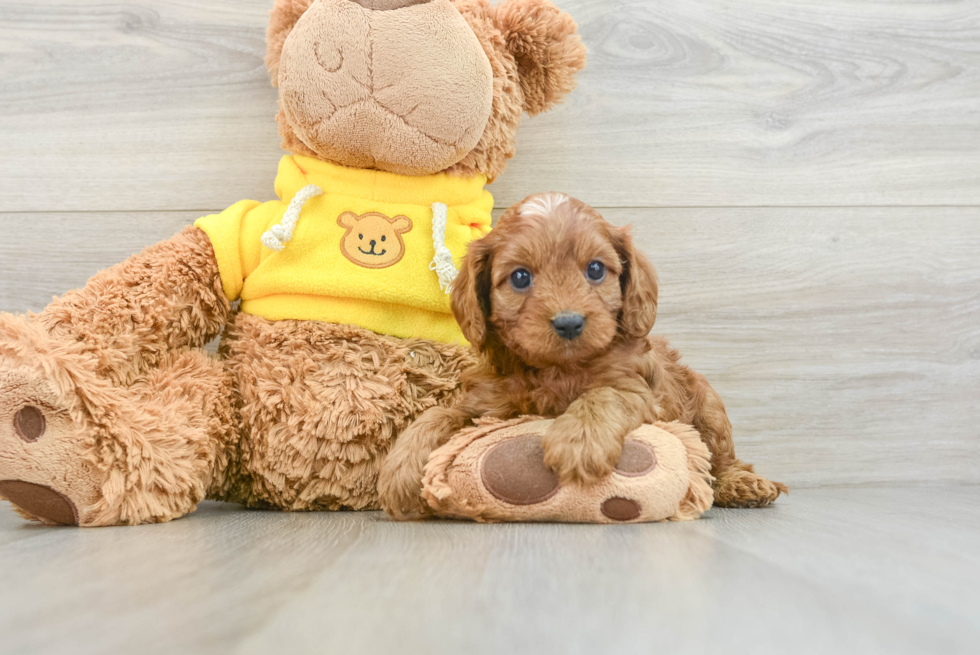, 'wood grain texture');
1,0,978,211
0,212,198,310
0,487,976,655
620,207,980,488
1,207,977,487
